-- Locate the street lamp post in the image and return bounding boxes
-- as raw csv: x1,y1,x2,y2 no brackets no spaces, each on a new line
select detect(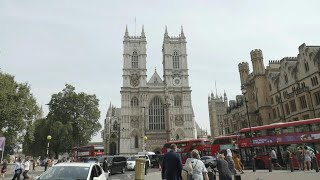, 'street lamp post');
241,86,256,172
143,136,147,152
46,135,52,157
